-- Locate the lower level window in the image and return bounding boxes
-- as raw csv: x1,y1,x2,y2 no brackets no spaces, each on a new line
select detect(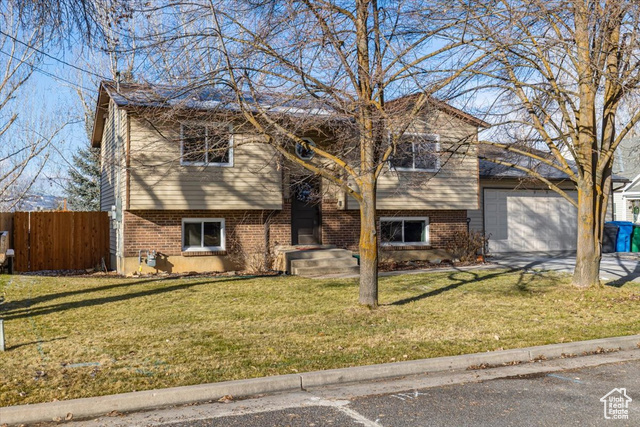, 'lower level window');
182,218,225,251
380,217,429,245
